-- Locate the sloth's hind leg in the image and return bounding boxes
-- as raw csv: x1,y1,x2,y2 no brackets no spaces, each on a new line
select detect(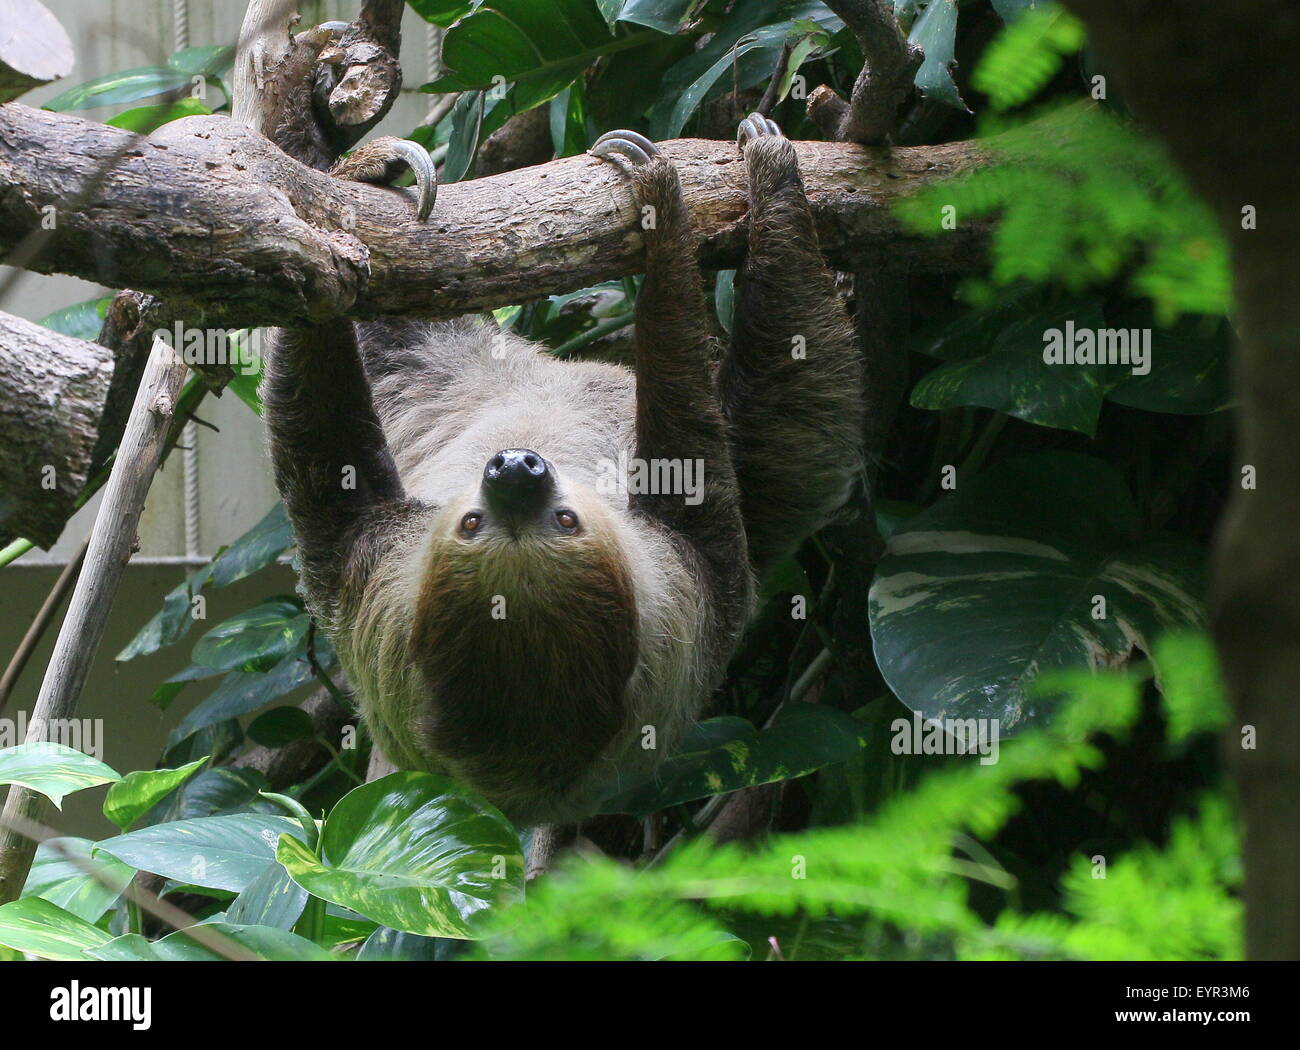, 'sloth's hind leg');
718,115,864,575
